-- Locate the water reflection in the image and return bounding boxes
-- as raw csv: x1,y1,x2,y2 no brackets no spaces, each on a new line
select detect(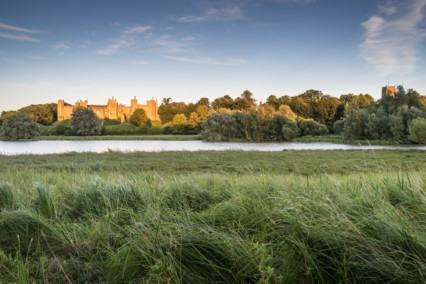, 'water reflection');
0,140,425,155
